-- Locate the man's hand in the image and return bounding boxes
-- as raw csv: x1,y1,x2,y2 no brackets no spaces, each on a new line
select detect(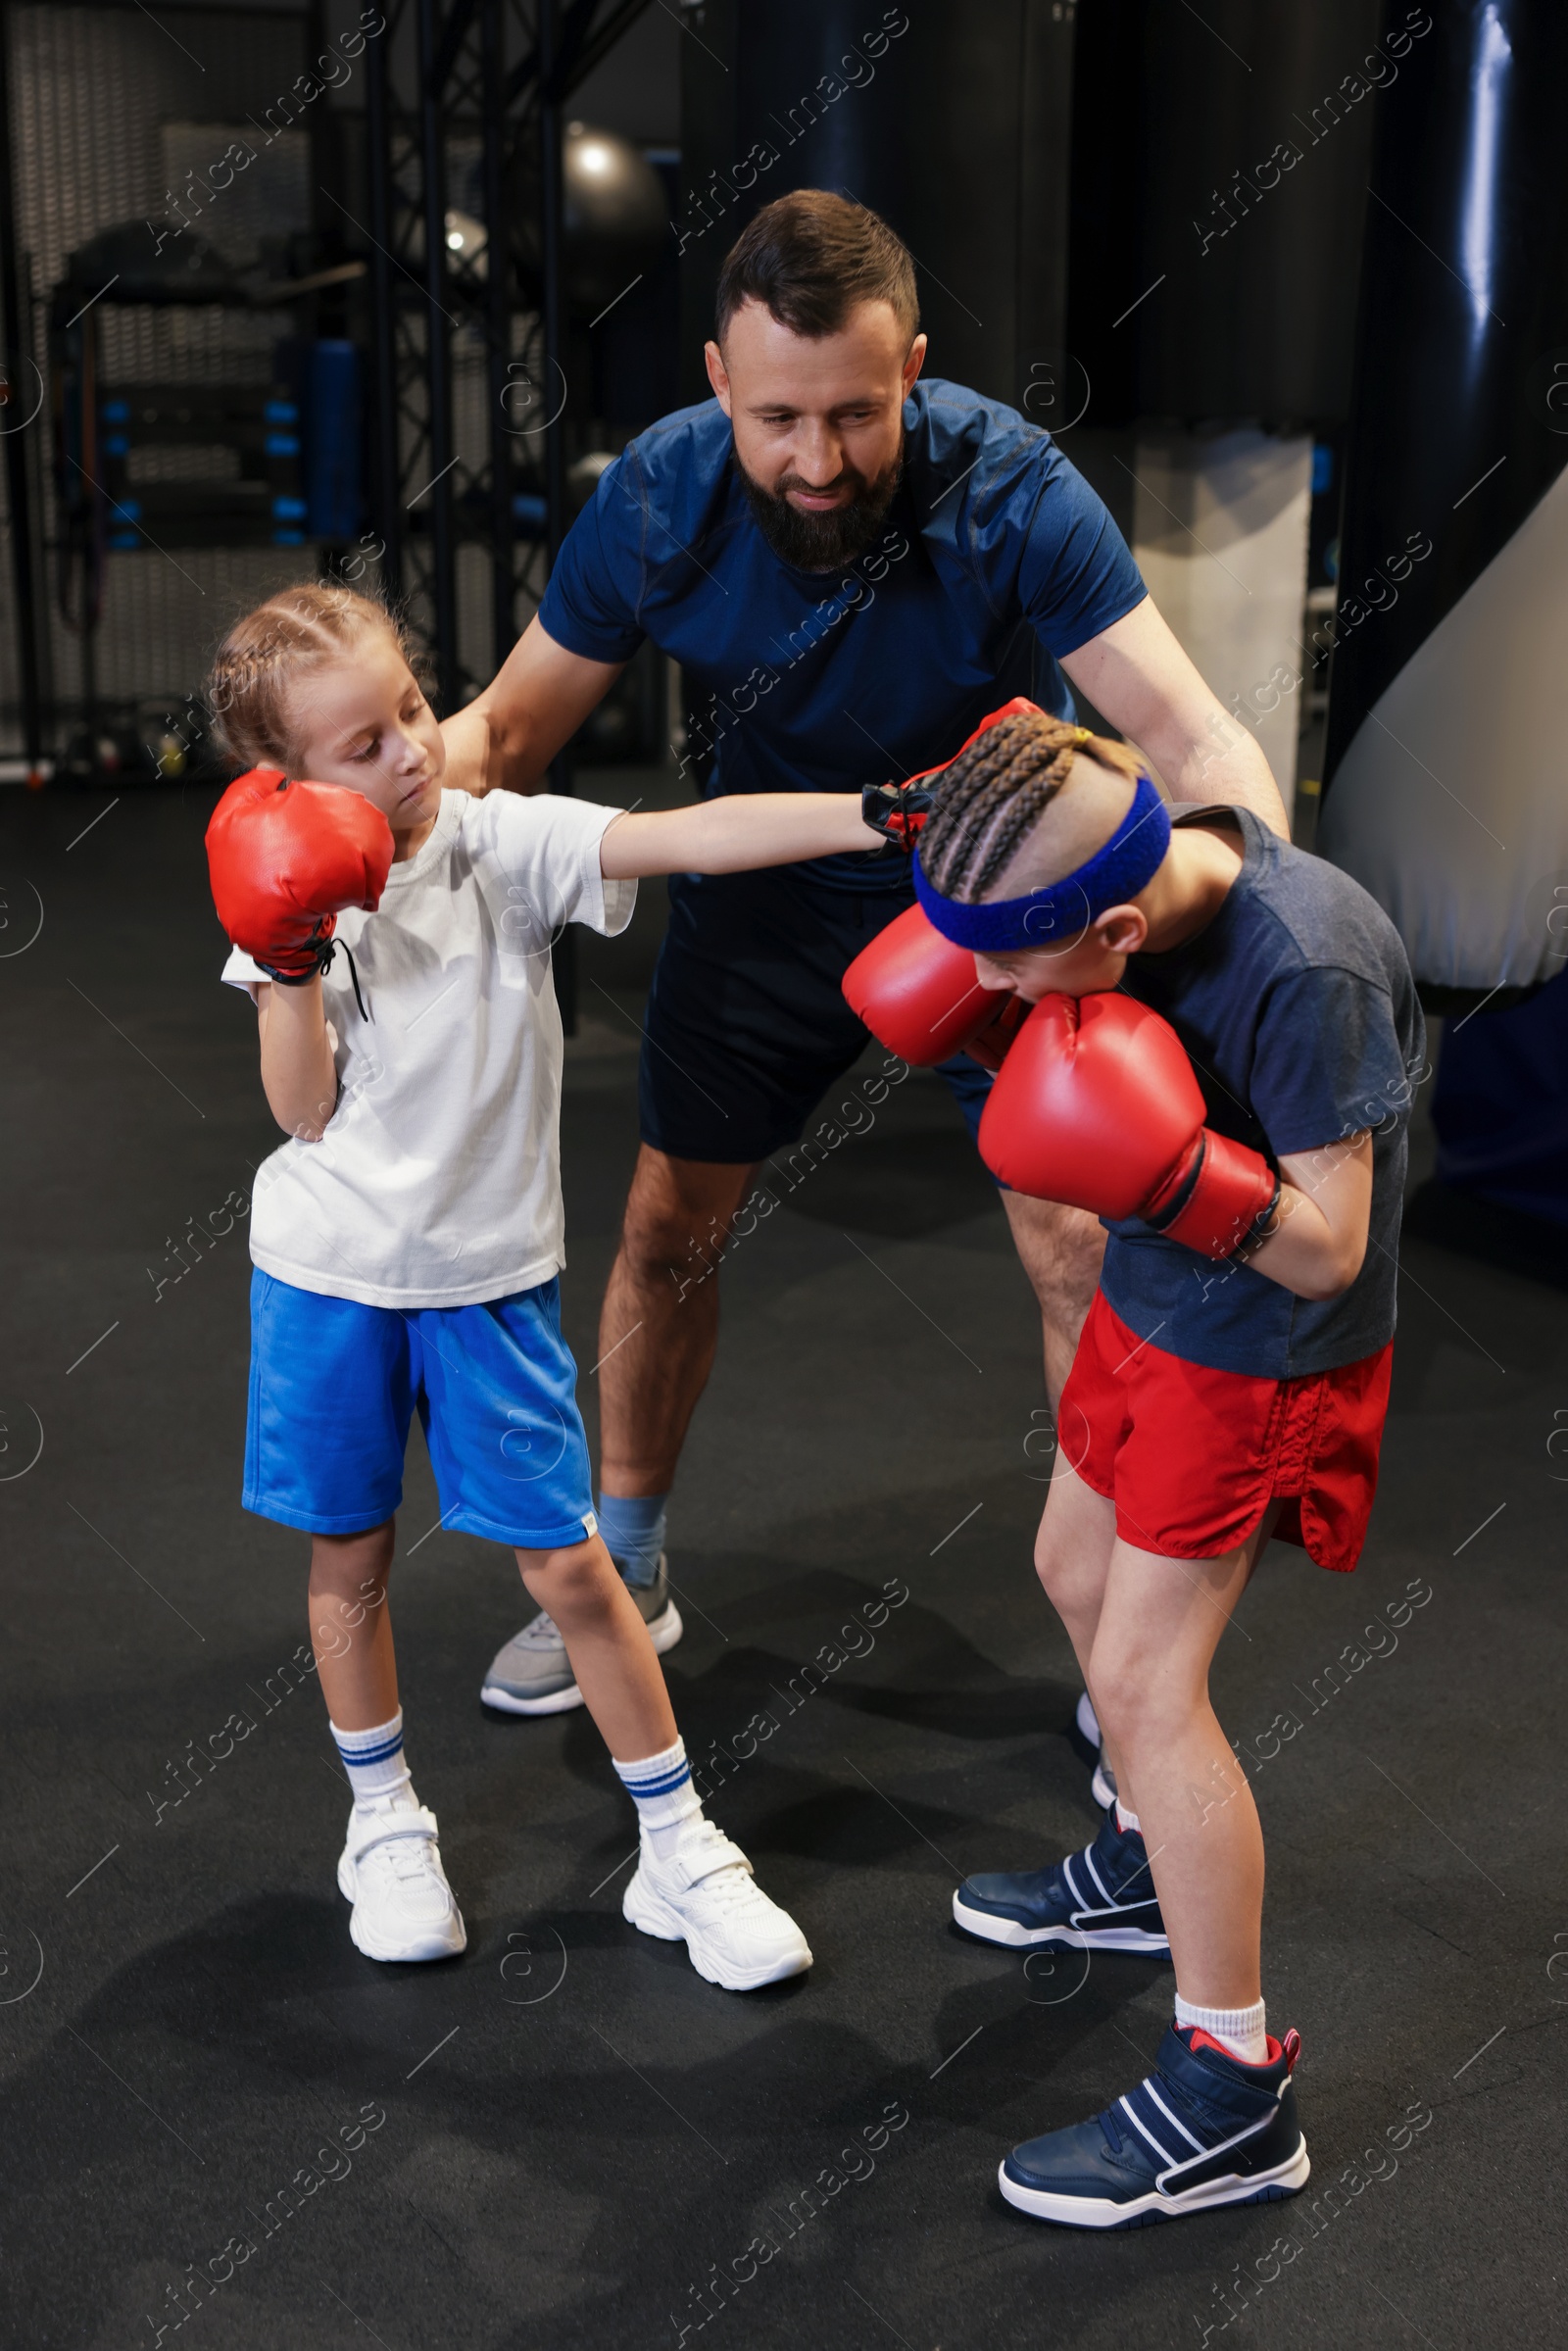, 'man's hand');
1060,598,1290,839
438,700,499,800
447,615,624,798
